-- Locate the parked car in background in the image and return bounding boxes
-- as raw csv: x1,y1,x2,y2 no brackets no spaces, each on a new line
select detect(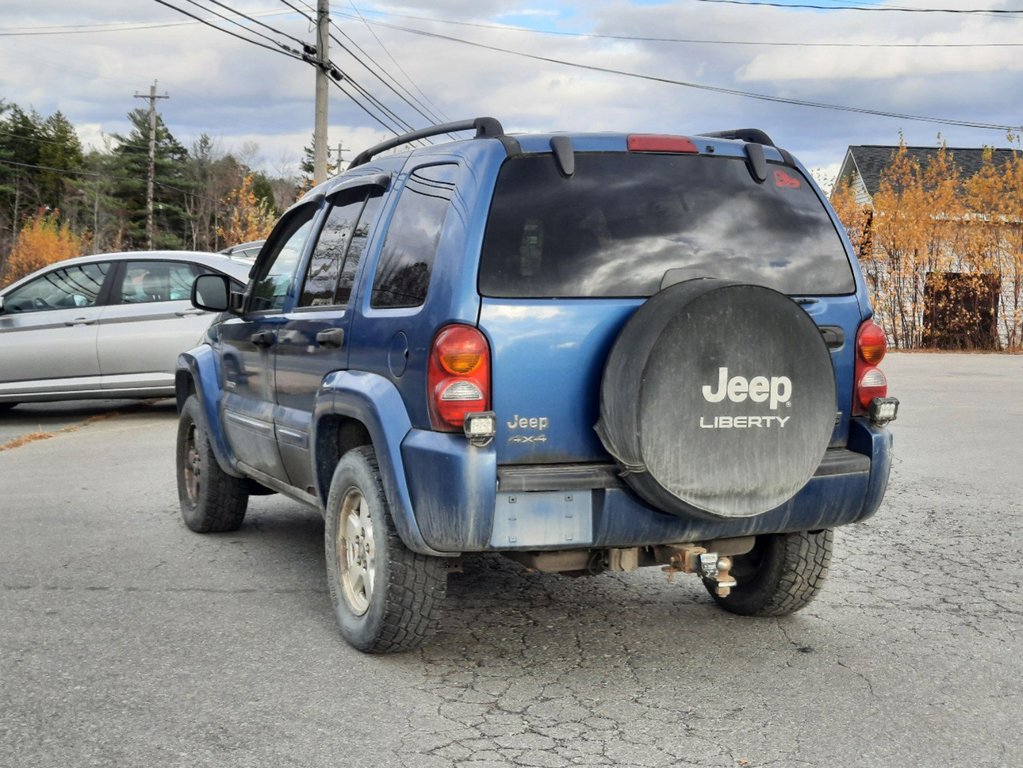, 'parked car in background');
220,240,264,261
0,251,251,410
